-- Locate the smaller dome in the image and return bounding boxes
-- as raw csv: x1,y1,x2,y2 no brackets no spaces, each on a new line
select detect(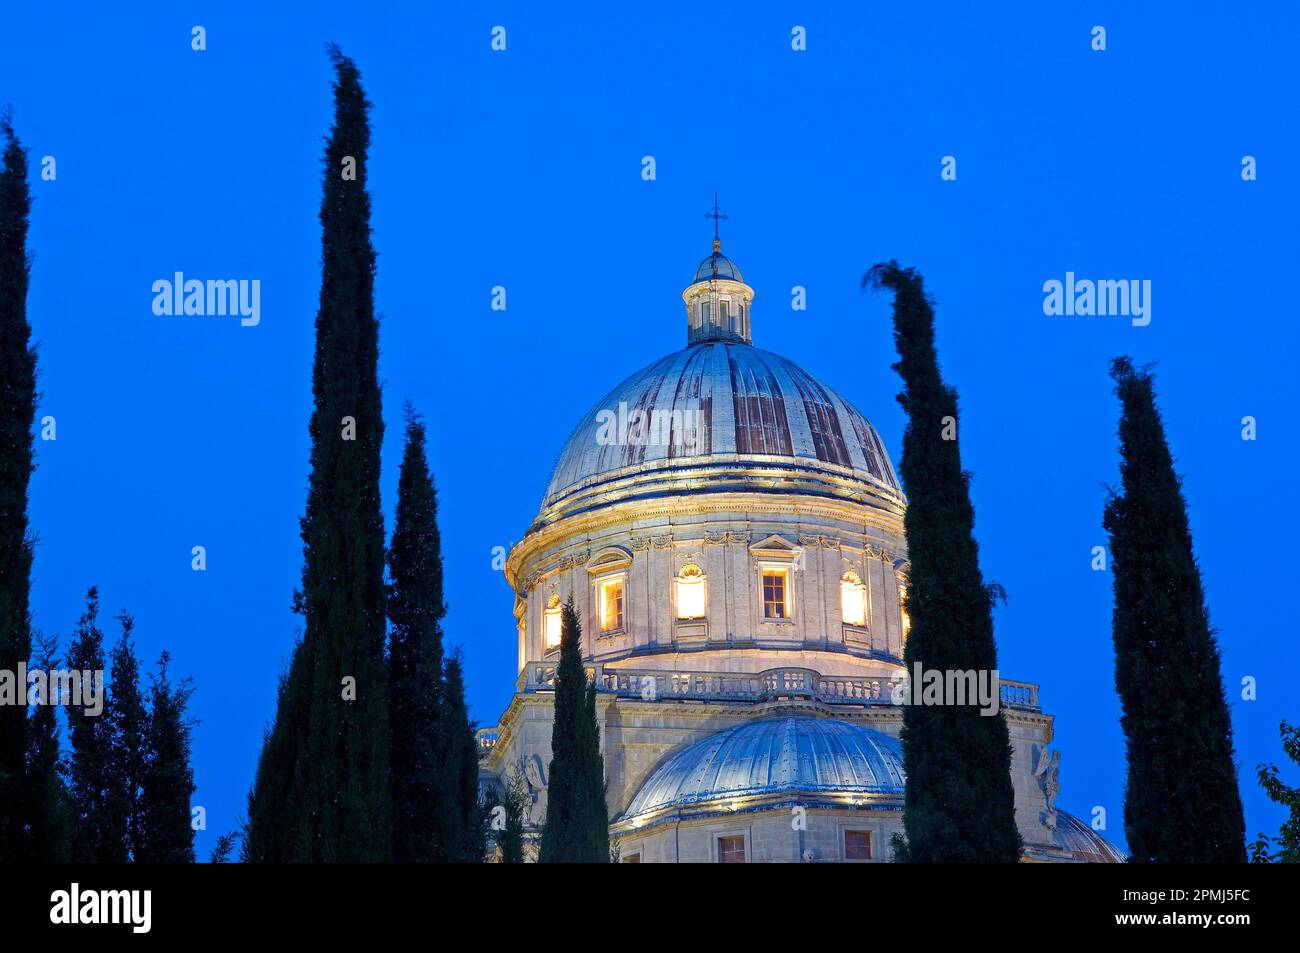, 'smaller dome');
620,716,904,825
1053,811,1127,863
694,251,743,283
